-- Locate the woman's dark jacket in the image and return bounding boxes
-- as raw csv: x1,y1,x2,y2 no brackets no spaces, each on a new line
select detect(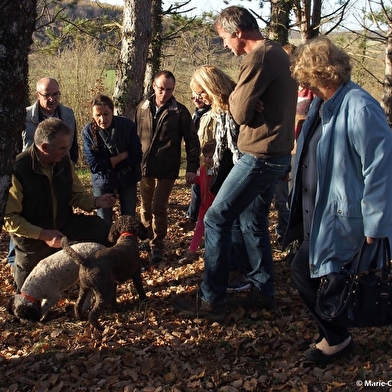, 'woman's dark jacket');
82,116,142,189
